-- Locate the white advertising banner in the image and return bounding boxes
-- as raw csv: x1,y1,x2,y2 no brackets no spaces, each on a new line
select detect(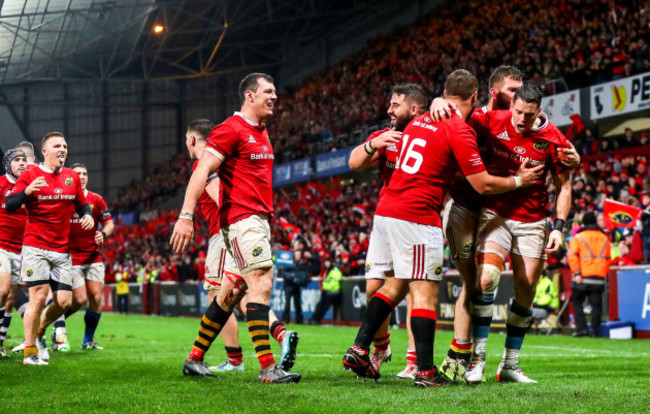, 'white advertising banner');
591,72,650,119
542,90,581,127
